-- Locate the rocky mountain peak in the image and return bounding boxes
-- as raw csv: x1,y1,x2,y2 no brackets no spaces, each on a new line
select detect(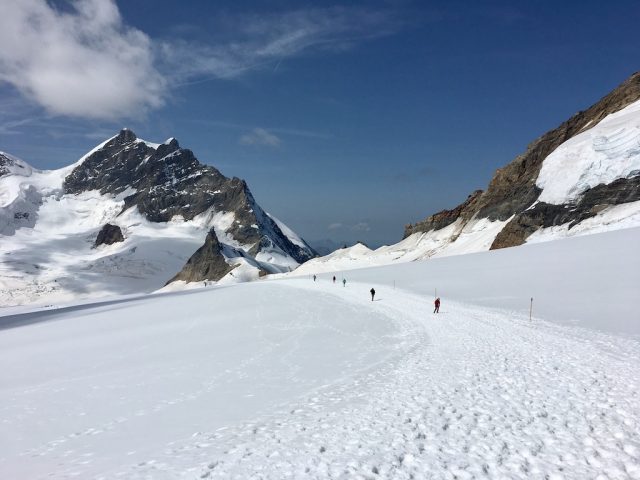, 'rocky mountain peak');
168,229,235,284
115,128,137,144
62,129,315,268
